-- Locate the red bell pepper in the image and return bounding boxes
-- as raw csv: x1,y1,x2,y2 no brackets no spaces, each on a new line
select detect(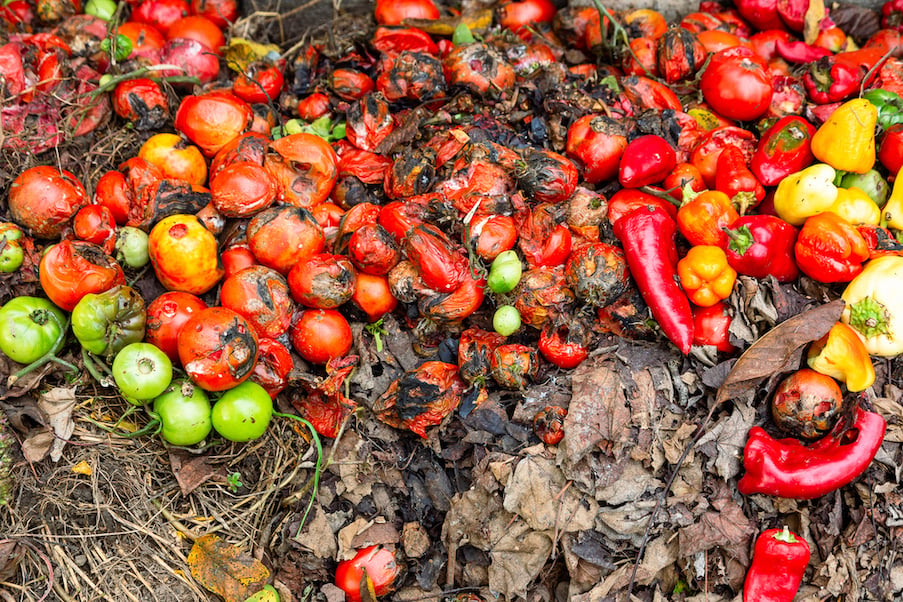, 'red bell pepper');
750,115,816,187
618,135,677,188
803,56,862,105
738,406,887,499
774,39,832,64
743,526,810,602
794,212,870,283
733,0,786,32
715,144,765,214
613,205,694,354
722,215,799,282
